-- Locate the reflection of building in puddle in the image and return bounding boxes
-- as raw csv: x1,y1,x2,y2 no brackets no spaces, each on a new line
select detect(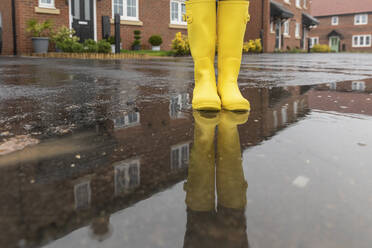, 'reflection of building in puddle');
171,142,190,170
169,93,190,119
114,158,141,195
309,79,372,116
